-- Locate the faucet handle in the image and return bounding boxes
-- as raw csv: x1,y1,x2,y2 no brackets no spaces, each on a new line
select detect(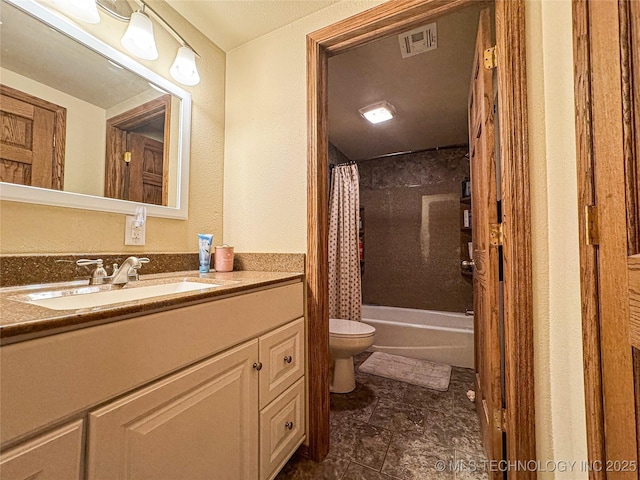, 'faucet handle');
127,258,149,282
77,259,108,284
76,258,104,267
